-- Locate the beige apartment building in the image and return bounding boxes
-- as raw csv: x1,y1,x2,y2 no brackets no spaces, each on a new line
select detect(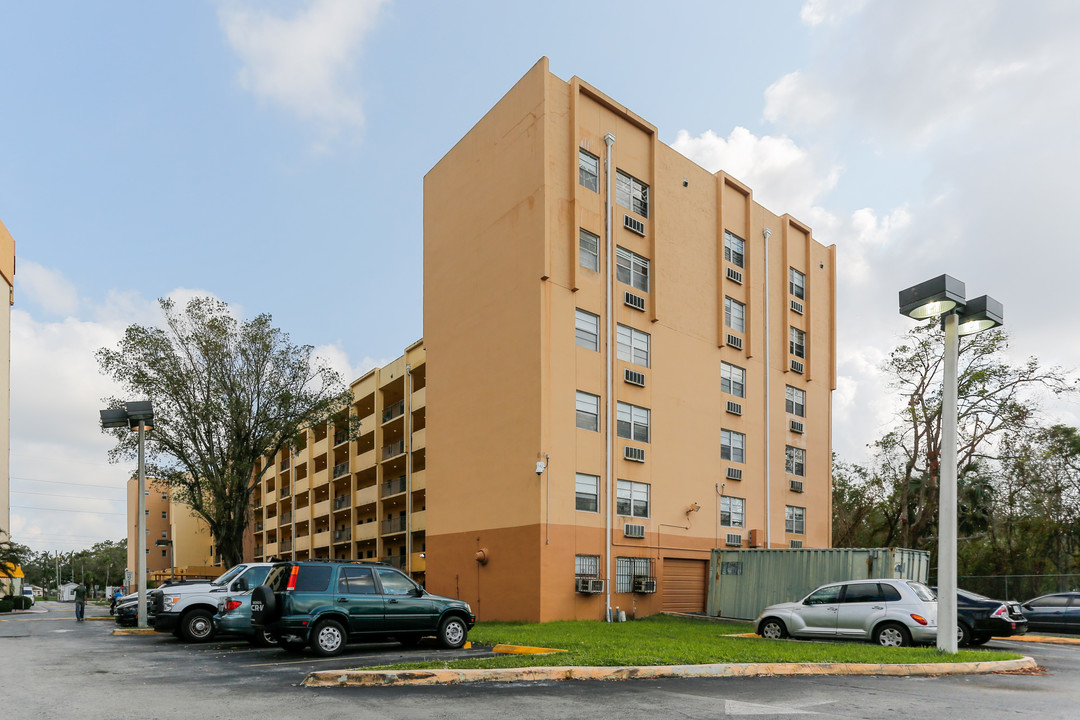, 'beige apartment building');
126,478,215,582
